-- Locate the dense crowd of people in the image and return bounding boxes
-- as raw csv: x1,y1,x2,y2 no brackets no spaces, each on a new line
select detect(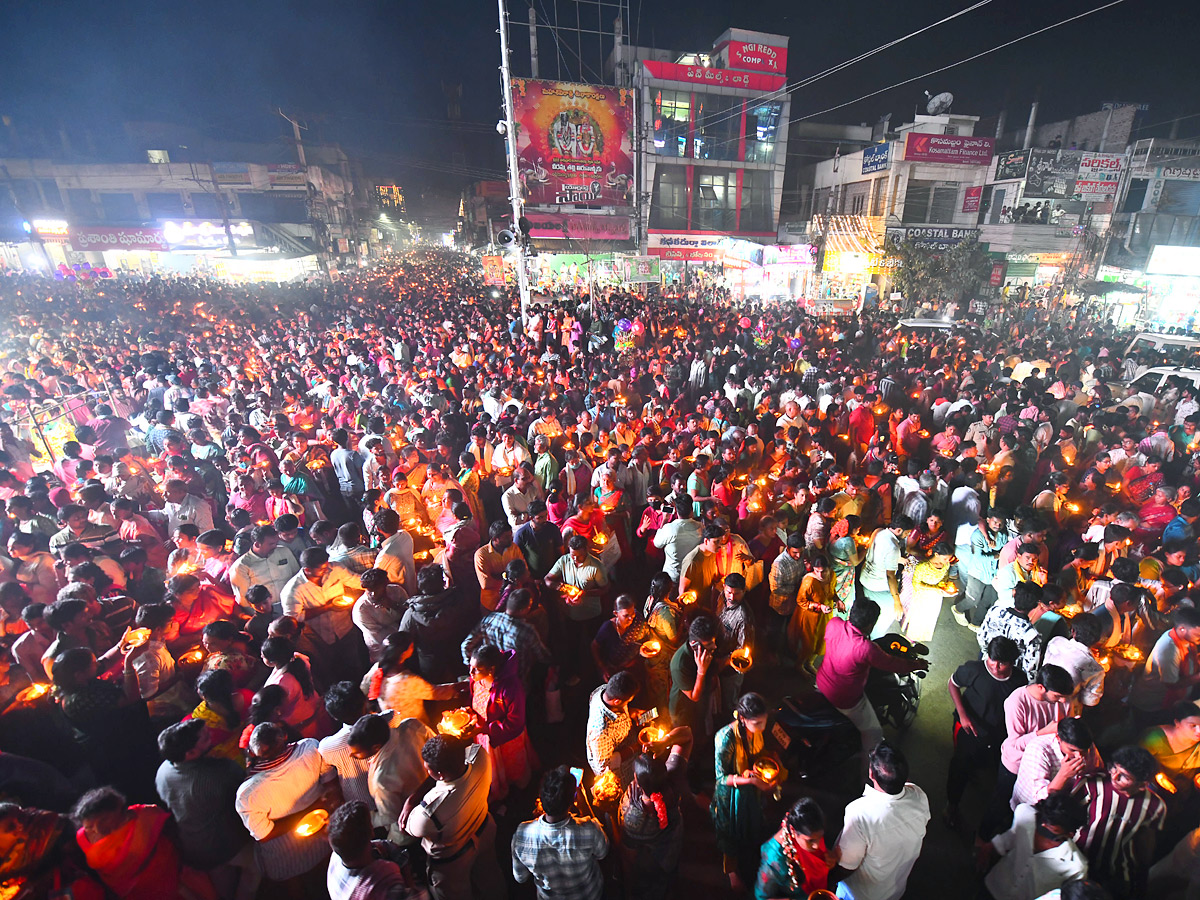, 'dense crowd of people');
0,249,1197,900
